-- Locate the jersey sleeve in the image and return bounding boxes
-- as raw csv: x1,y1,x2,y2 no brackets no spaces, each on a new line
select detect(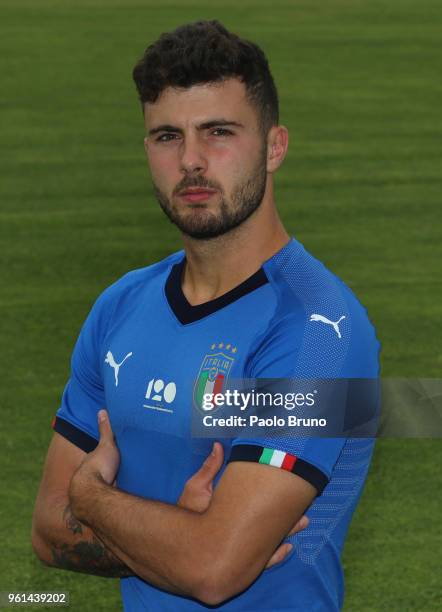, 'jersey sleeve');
52,289,115,453
228,295,380,495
